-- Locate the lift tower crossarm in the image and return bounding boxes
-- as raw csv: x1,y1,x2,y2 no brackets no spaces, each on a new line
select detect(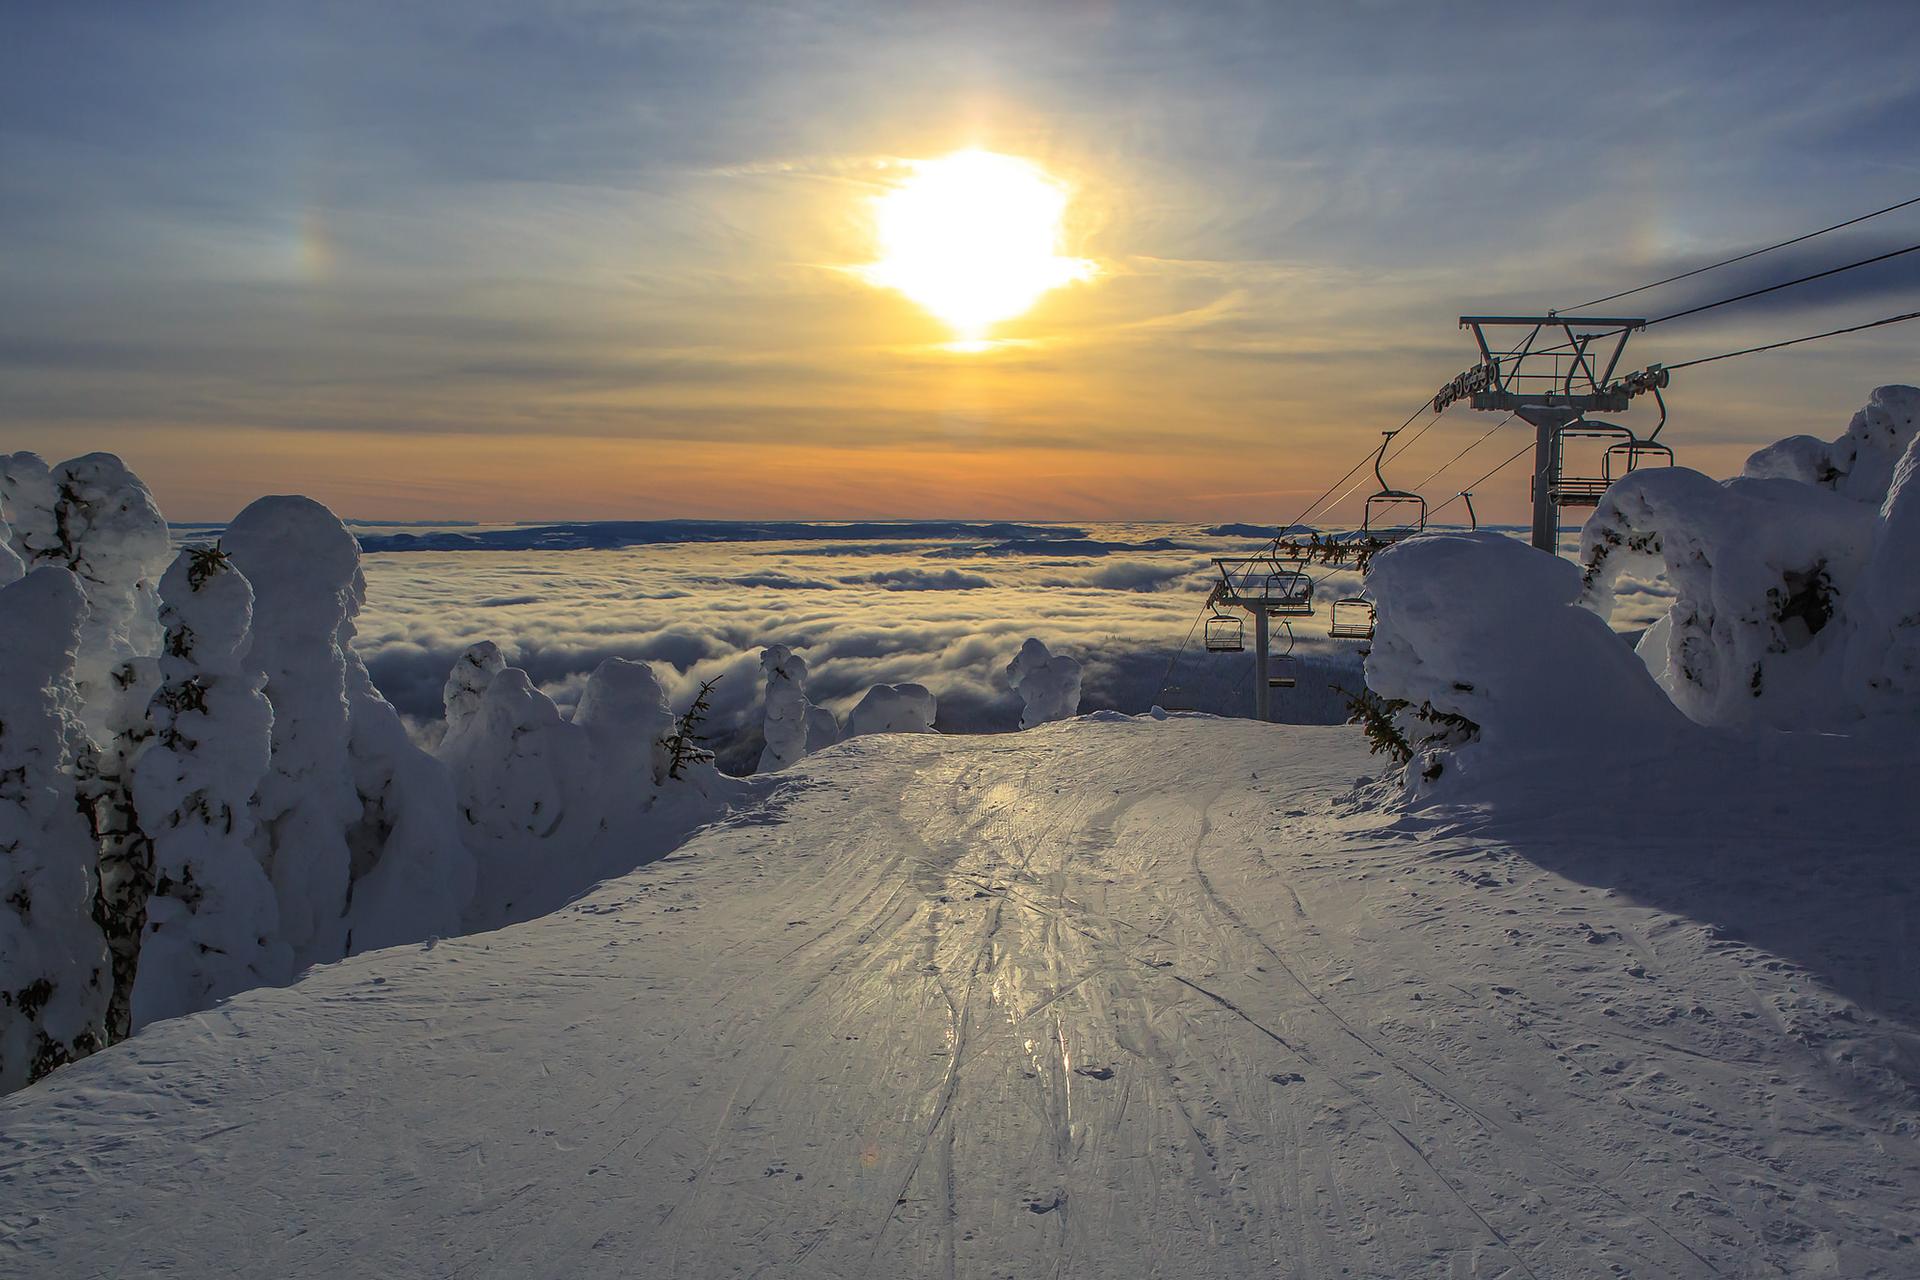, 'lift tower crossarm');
1451,315,1648,552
